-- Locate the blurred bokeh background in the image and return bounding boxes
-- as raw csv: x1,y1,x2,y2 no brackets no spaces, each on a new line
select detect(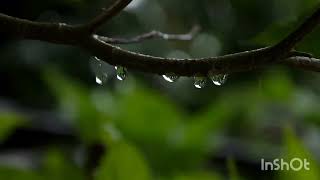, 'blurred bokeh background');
1,0,320,179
